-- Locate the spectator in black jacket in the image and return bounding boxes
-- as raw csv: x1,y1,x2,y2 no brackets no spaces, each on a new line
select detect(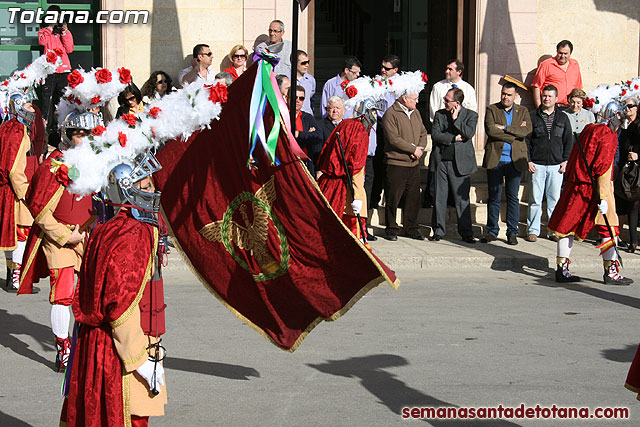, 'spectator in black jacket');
524,84,574,242
318,95,345,144
618,96,640,252
291,85,323,175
